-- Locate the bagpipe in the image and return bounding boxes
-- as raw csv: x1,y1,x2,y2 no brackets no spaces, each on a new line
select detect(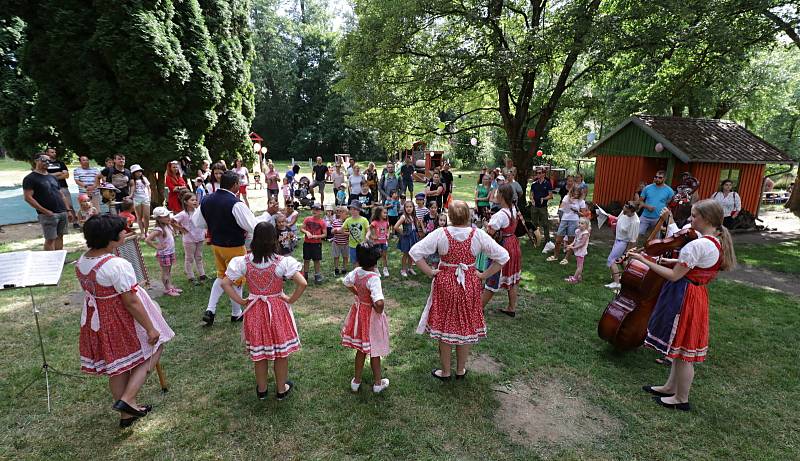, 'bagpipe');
480,202,539,248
